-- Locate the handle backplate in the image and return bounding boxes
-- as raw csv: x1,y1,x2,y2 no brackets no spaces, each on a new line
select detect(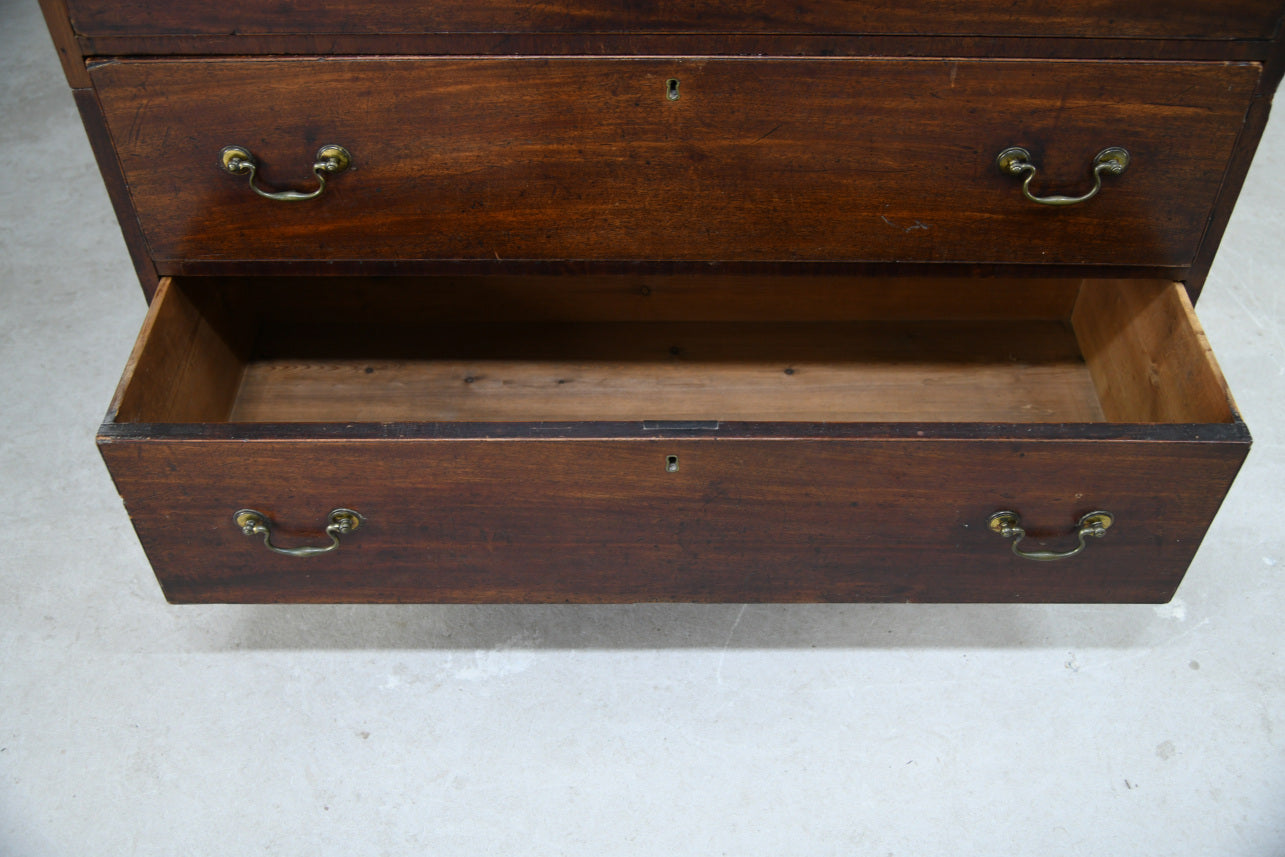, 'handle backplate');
235,508,363,557
988,510,1114,562
219,145,351,202
996,146,1129,207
